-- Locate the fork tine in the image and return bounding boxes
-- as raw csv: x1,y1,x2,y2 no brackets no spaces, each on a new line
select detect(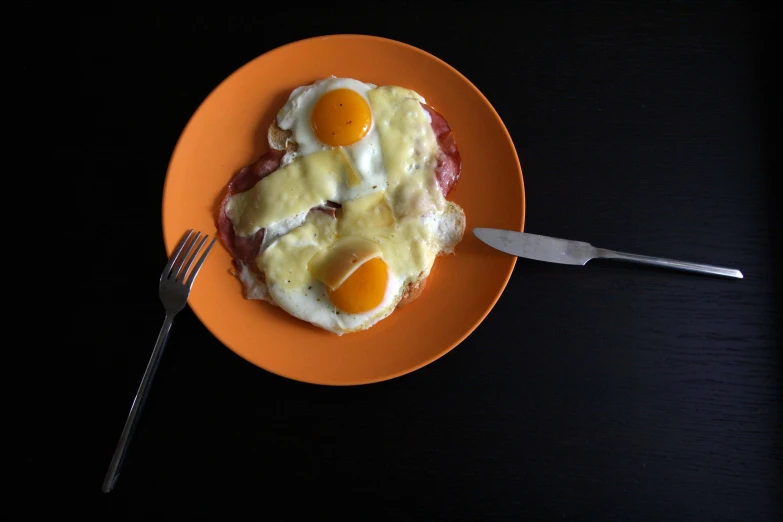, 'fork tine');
162,229,193,279
185,237,217,289
177,234,209,283
170,232,201,280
